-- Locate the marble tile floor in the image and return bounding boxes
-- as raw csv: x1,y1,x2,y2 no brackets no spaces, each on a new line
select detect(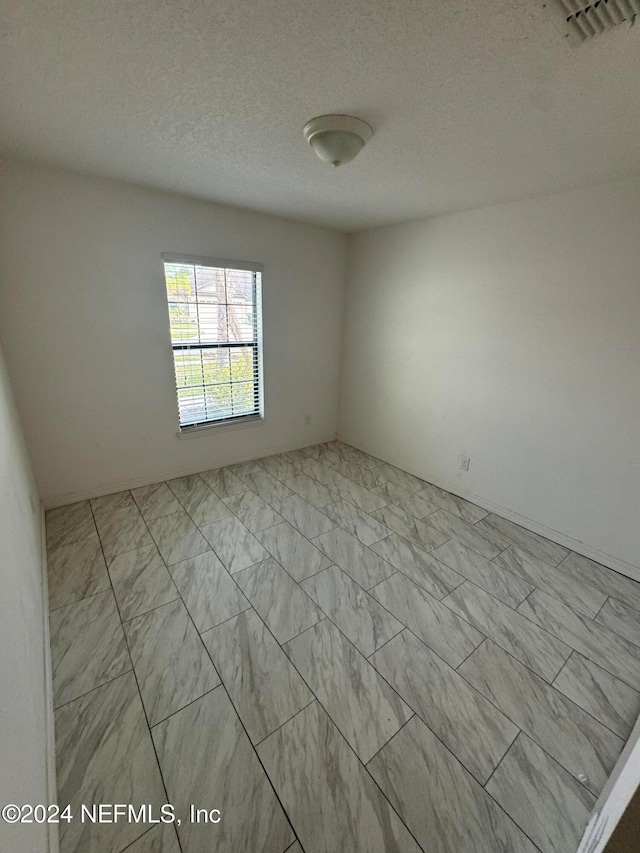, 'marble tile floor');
46,440,640,853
